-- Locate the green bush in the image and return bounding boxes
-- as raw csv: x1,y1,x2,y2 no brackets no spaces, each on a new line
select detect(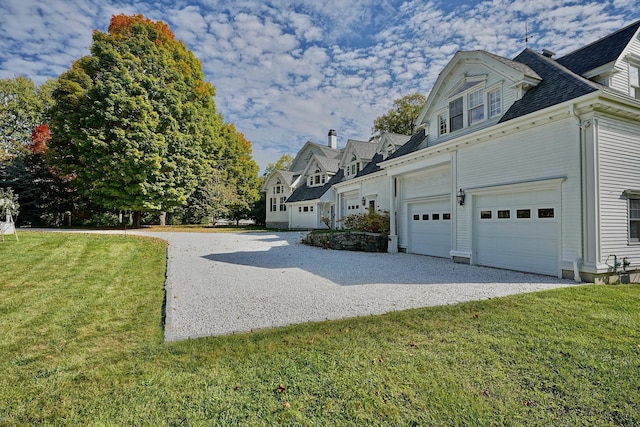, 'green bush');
340,209,390,235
